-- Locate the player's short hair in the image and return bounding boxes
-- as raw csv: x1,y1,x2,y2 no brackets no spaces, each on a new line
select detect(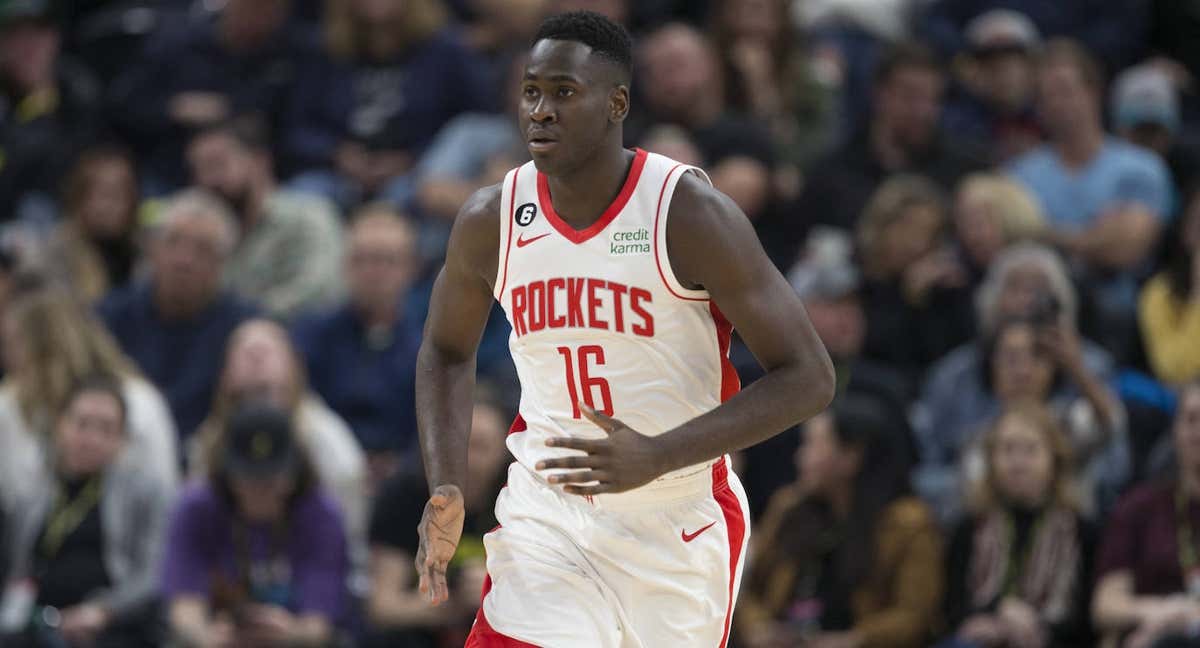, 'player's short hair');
533,10,633,81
